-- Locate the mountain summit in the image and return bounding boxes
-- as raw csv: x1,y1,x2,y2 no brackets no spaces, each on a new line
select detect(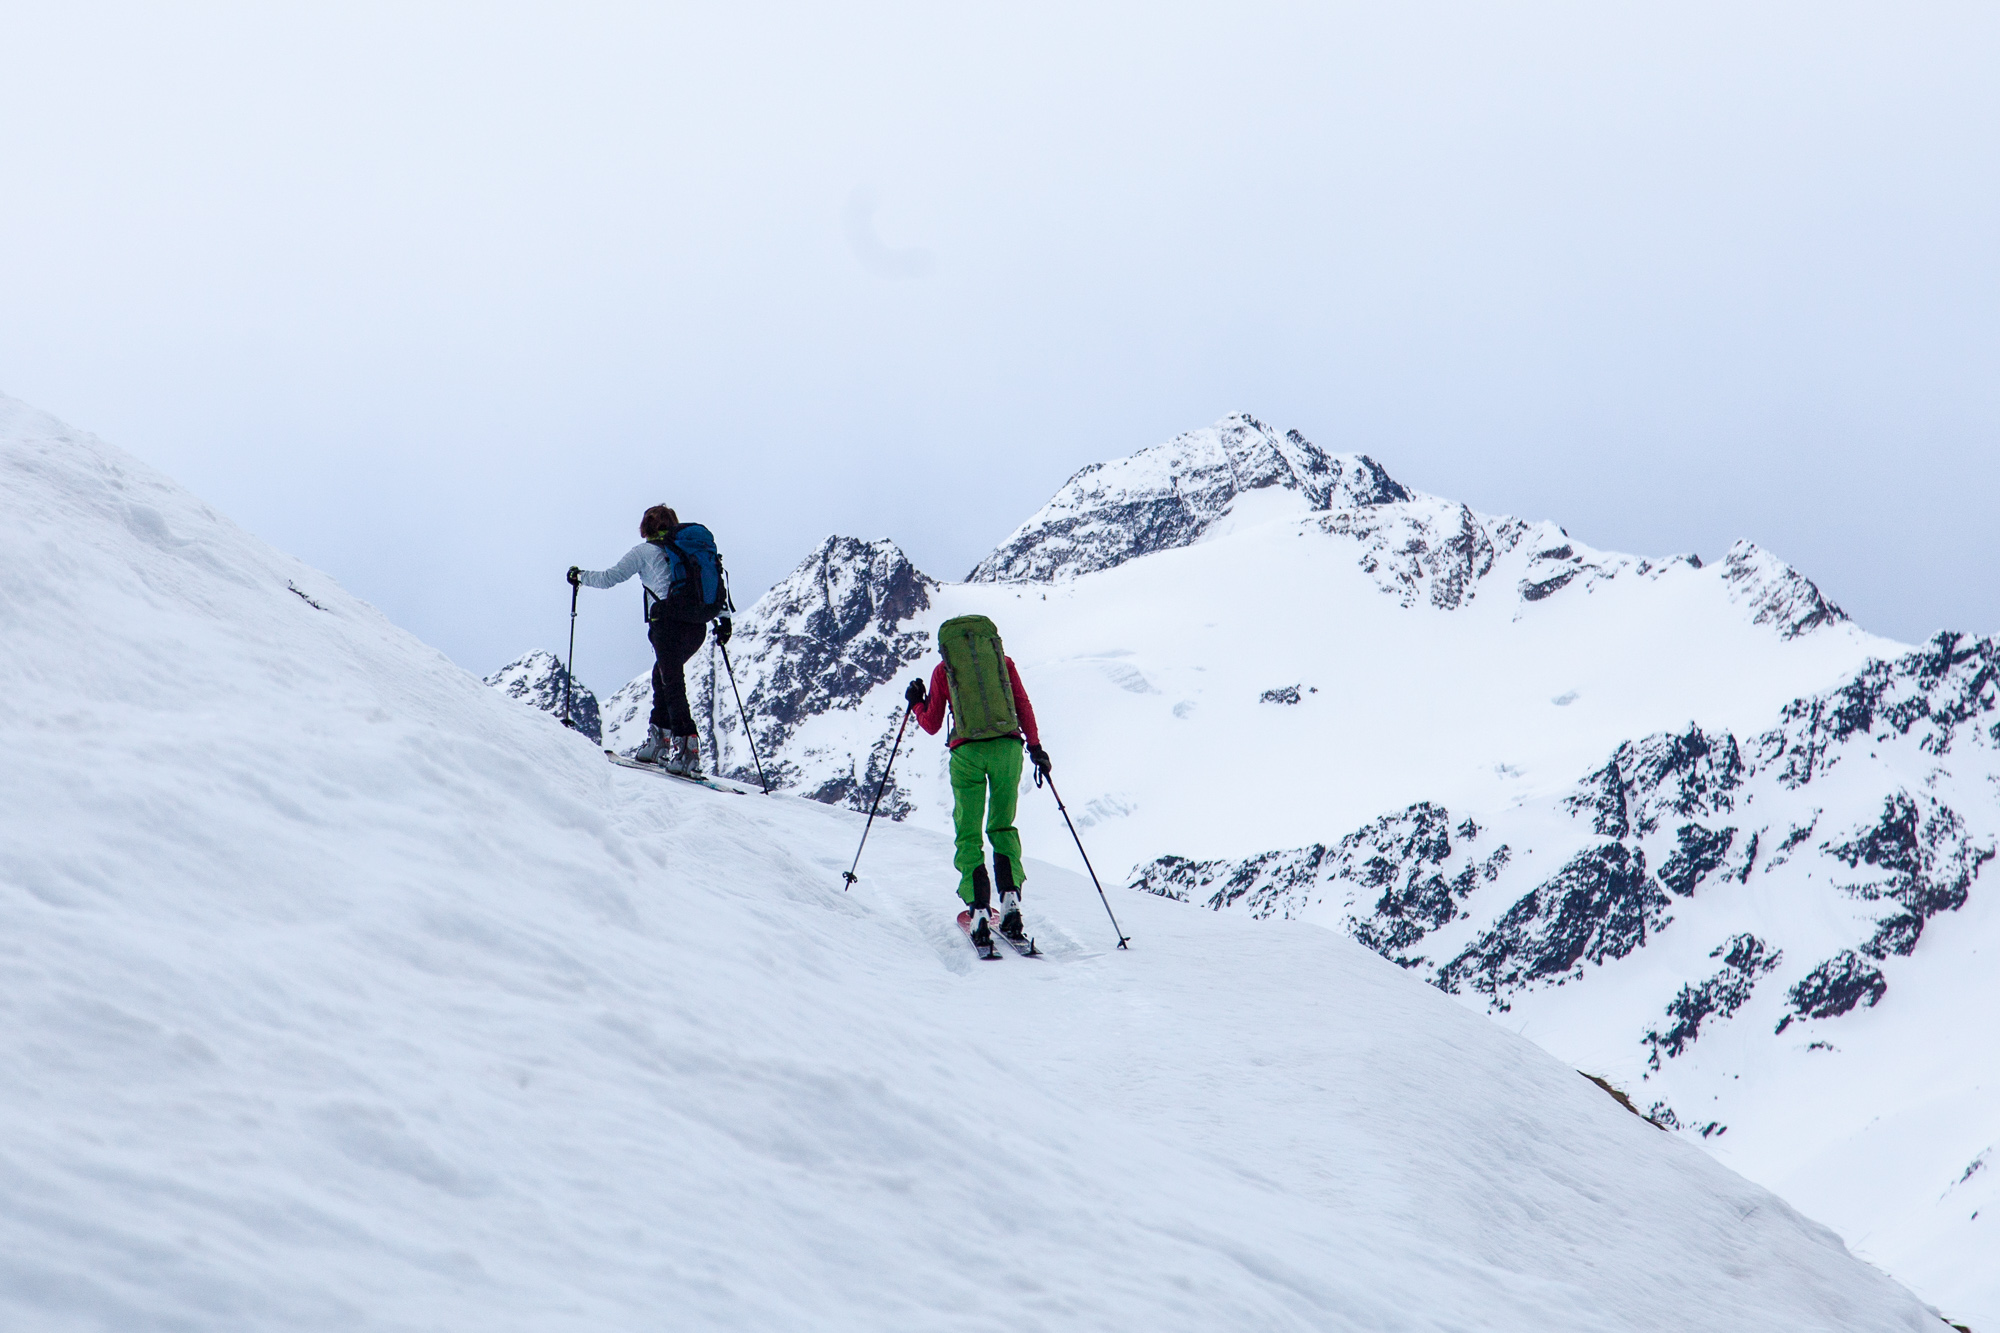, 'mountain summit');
969,412,1408,582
